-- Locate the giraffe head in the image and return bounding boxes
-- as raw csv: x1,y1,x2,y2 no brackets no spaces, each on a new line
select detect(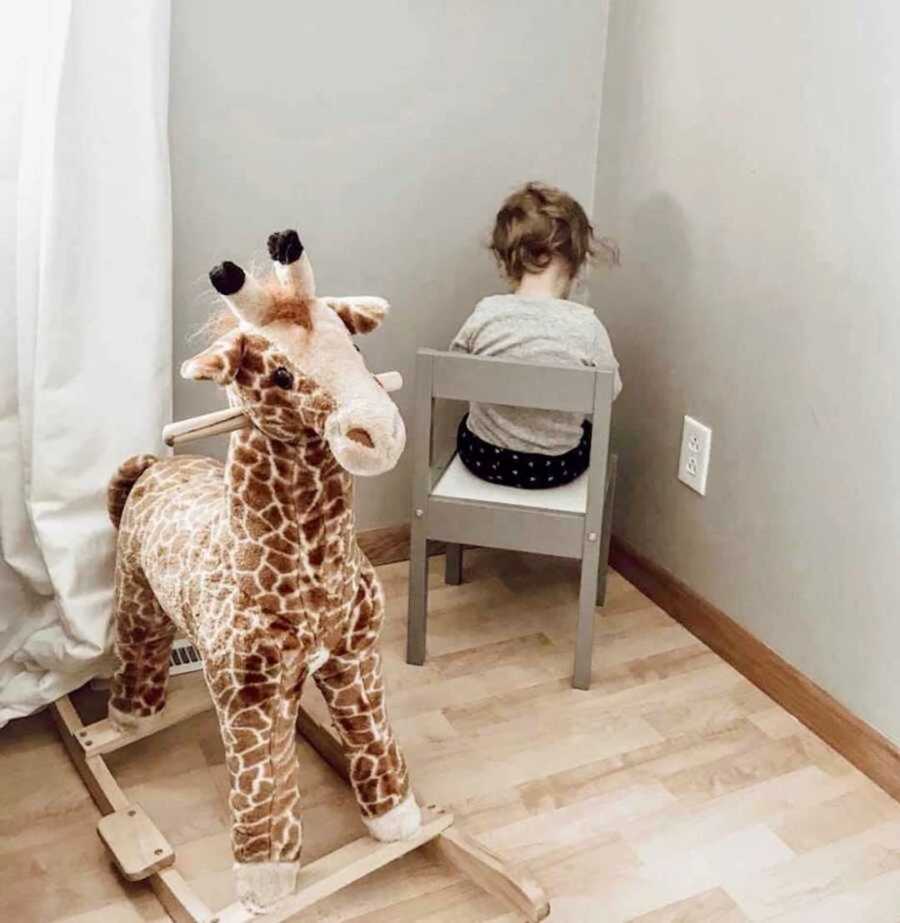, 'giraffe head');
181,230,405,476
